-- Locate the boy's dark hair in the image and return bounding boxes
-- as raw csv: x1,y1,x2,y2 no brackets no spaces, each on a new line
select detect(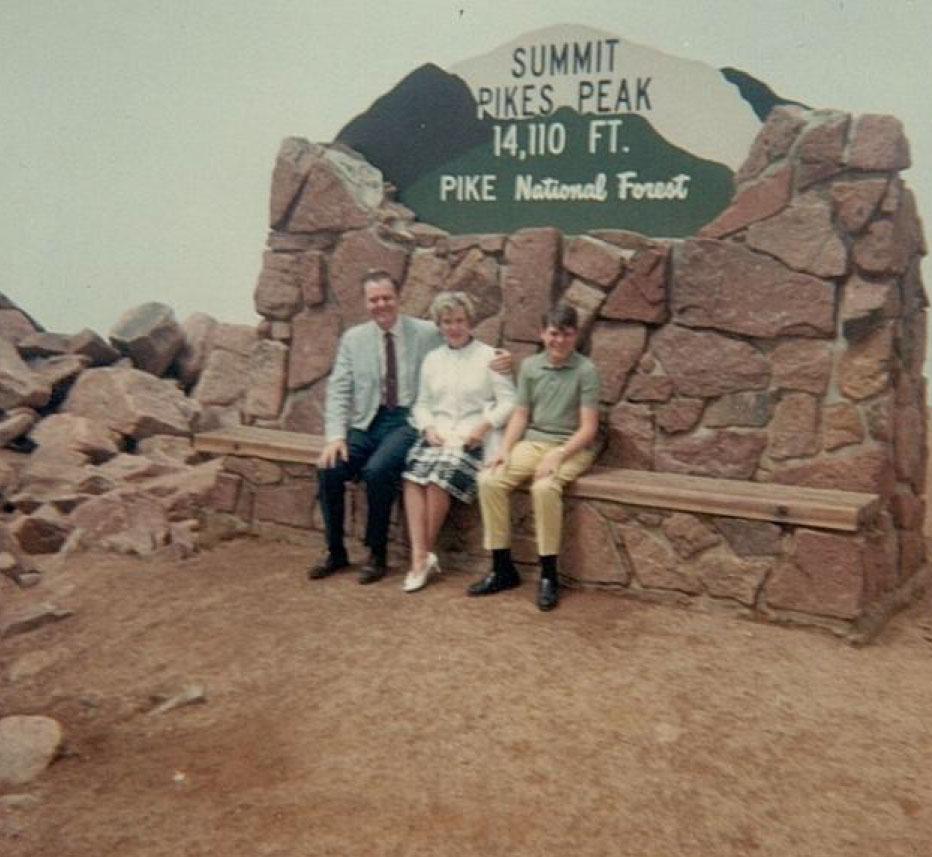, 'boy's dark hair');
541,303,579,331
361,269,399,292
